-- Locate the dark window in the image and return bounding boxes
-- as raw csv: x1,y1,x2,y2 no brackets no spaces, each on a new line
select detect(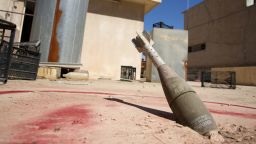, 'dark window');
188,43,206,53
